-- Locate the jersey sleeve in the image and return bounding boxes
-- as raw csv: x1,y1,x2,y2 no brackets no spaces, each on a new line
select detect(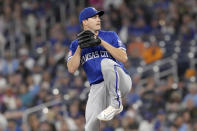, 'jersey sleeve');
111,32,126,51
67,40,78,61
